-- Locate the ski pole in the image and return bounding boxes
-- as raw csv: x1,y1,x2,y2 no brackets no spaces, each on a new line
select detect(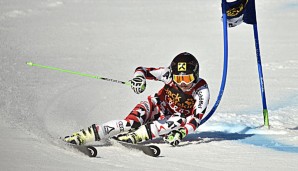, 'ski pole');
26,62,131,86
